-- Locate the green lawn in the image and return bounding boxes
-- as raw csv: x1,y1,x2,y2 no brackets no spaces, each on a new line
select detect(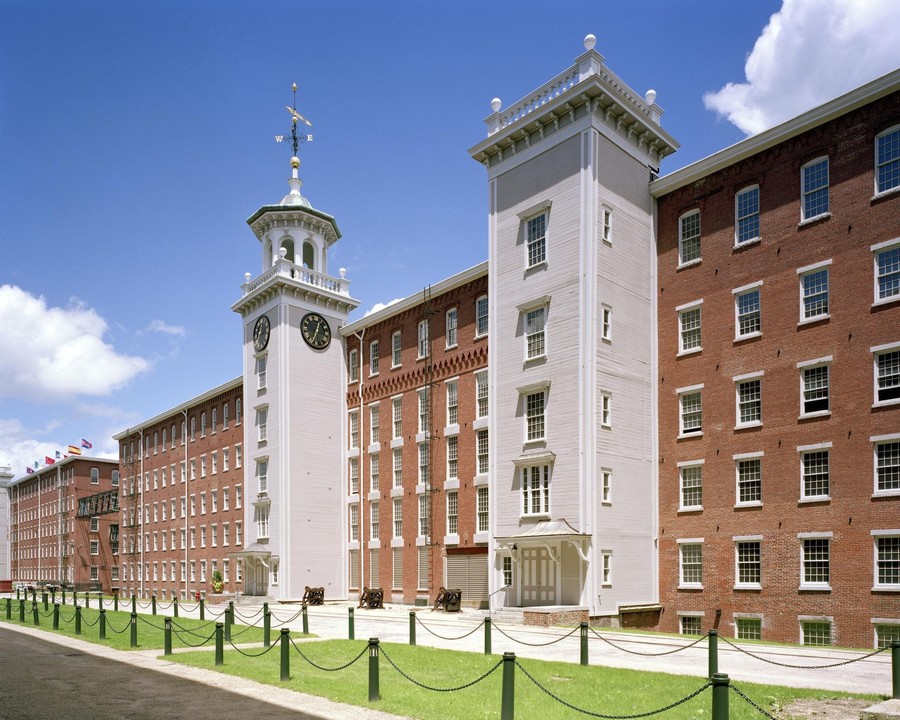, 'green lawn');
1,601,270,650
167,639,881,720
